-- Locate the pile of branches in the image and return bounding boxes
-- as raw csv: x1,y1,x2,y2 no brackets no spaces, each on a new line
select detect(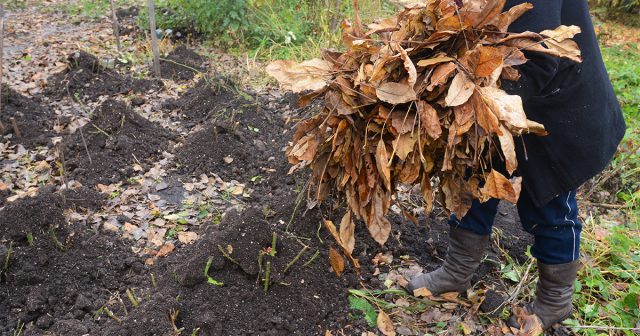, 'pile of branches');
267,0,581,268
